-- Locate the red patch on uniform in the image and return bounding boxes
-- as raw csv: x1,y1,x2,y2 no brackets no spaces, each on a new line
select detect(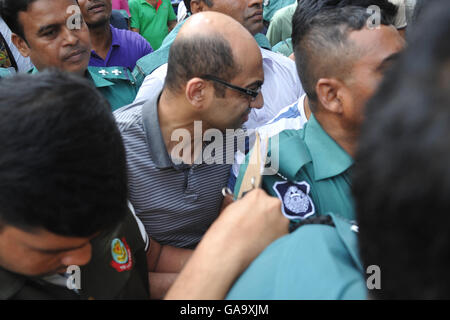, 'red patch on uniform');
110,238,133,272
